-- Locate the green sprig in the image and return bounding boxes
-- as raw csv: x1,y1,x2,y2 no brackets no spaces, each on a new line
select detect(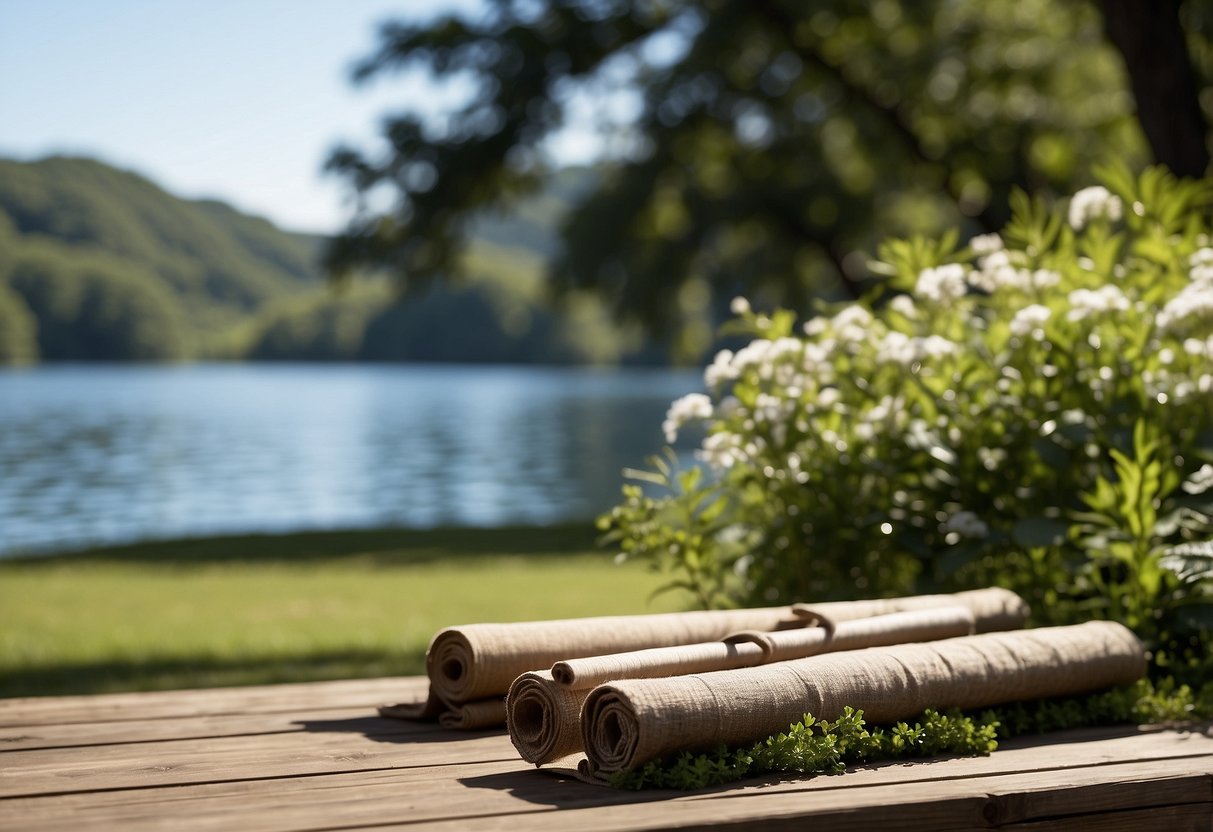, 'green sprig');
608,678,1205,790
